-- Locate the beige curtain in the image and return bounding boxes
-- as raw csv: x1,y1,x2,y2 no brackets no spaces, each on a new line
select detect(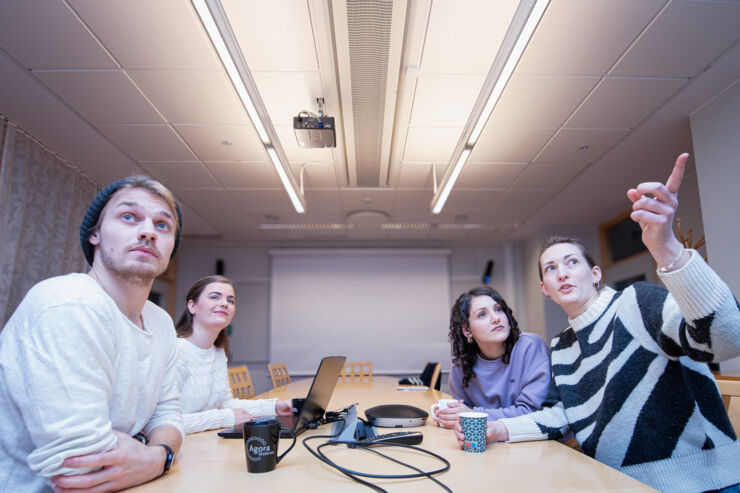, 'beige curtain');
0,117,98,326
